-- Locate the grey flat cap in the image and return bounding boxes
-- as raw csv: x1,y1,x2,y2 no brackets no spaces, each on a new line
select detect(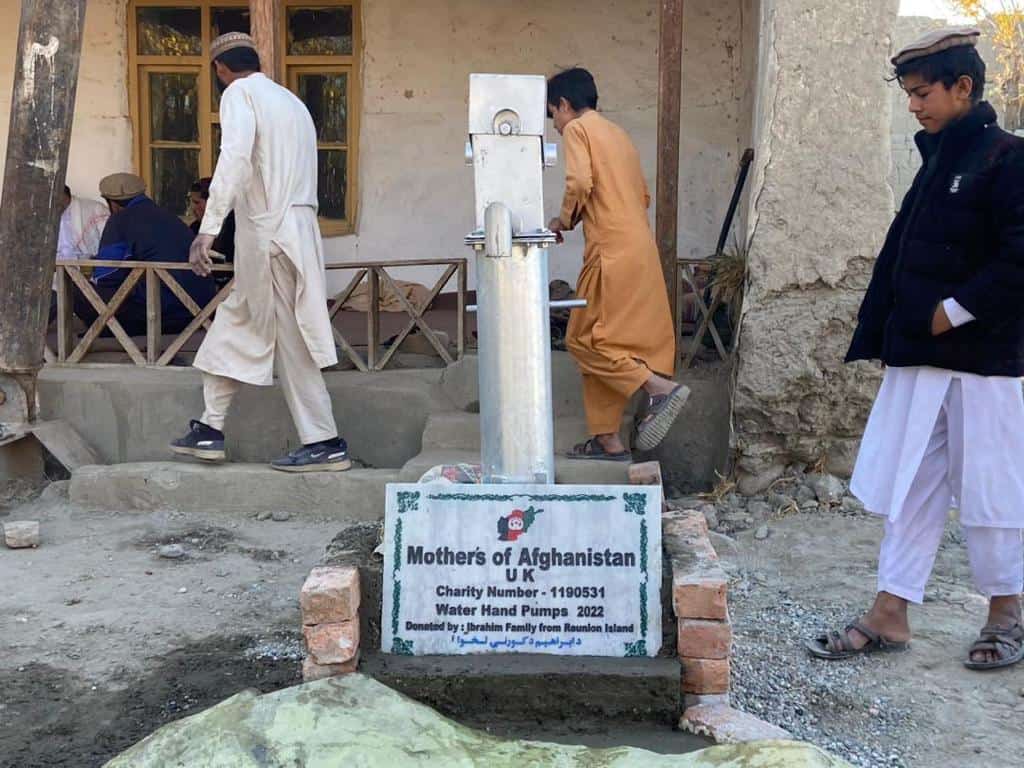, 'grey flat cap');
892,26,981,66
99,173,145,201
